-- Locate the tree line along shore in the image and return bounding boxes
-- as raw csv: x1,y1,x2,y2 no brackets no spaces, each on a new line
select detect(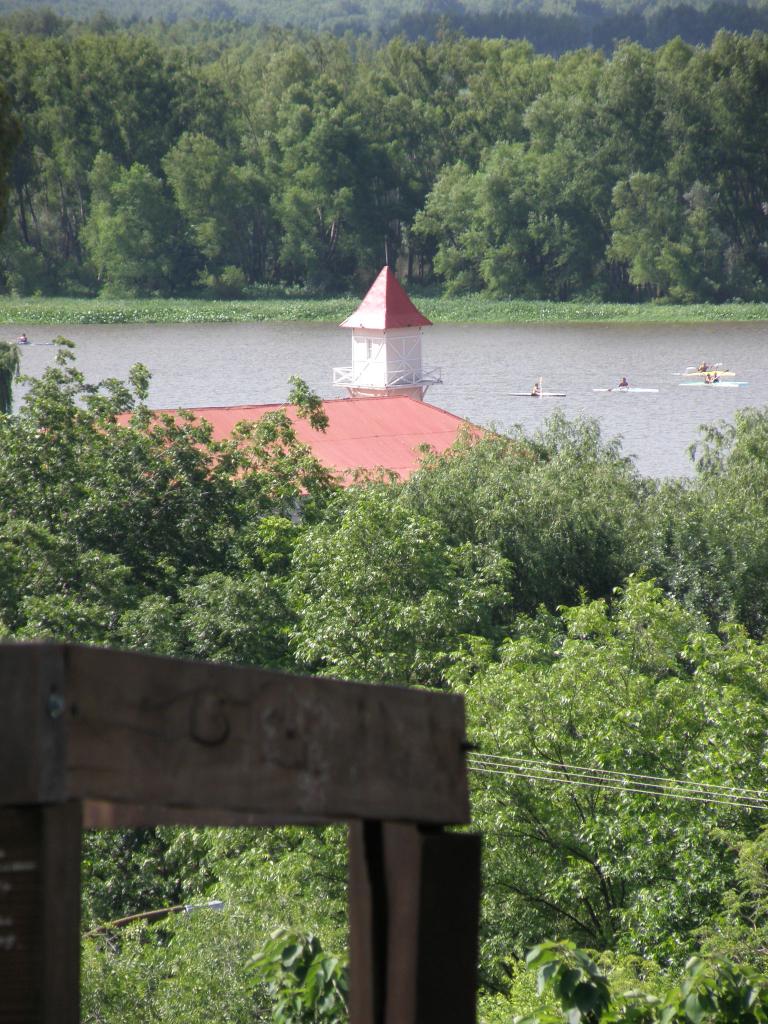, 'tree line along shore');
1,26,768,304
5,1,768,55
